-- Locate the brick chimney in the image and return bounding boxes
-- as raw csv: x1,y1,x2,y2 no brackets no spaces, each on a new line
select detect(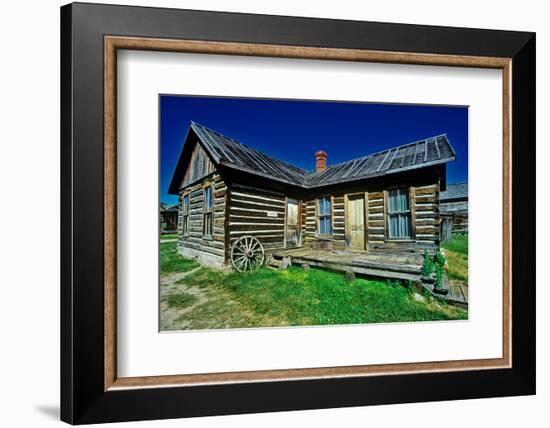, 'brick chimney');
315,150,328,172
